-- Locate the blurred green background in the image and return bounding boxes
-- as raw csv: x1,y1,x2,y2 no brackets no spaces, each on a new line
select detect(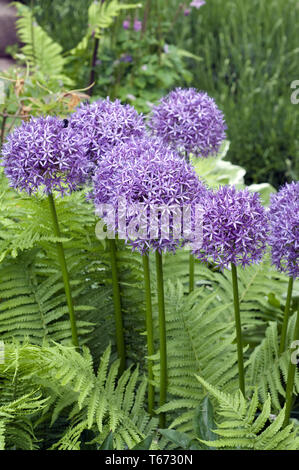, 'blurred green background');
17,0,299,187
